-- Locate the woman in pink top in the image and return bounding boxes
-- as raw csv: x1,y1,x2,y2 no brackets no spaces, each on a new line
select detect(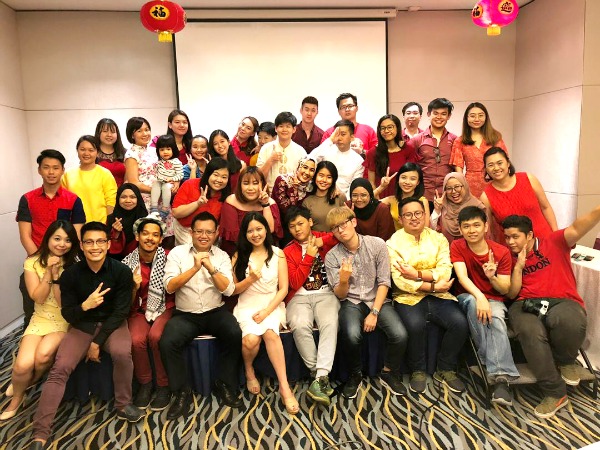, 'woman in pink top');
450,103,507,198
480,147,557,242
